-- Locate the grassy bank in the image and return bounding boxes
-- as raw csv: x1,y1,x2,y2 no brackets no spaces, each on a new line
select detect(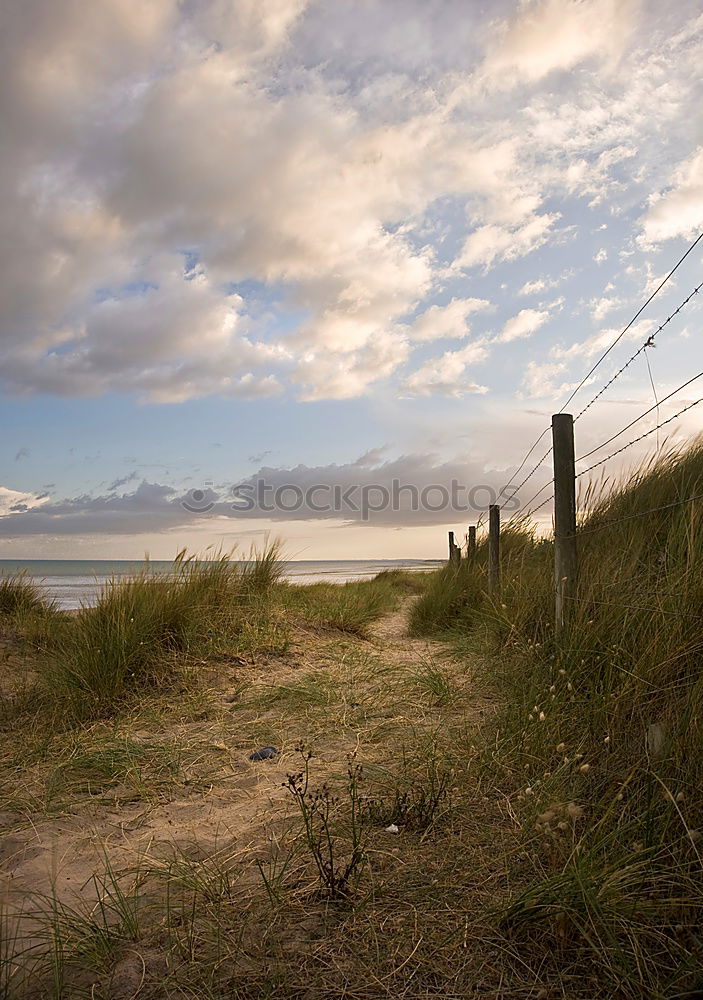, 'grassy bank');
411,442,703,996
2,465,701,1000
